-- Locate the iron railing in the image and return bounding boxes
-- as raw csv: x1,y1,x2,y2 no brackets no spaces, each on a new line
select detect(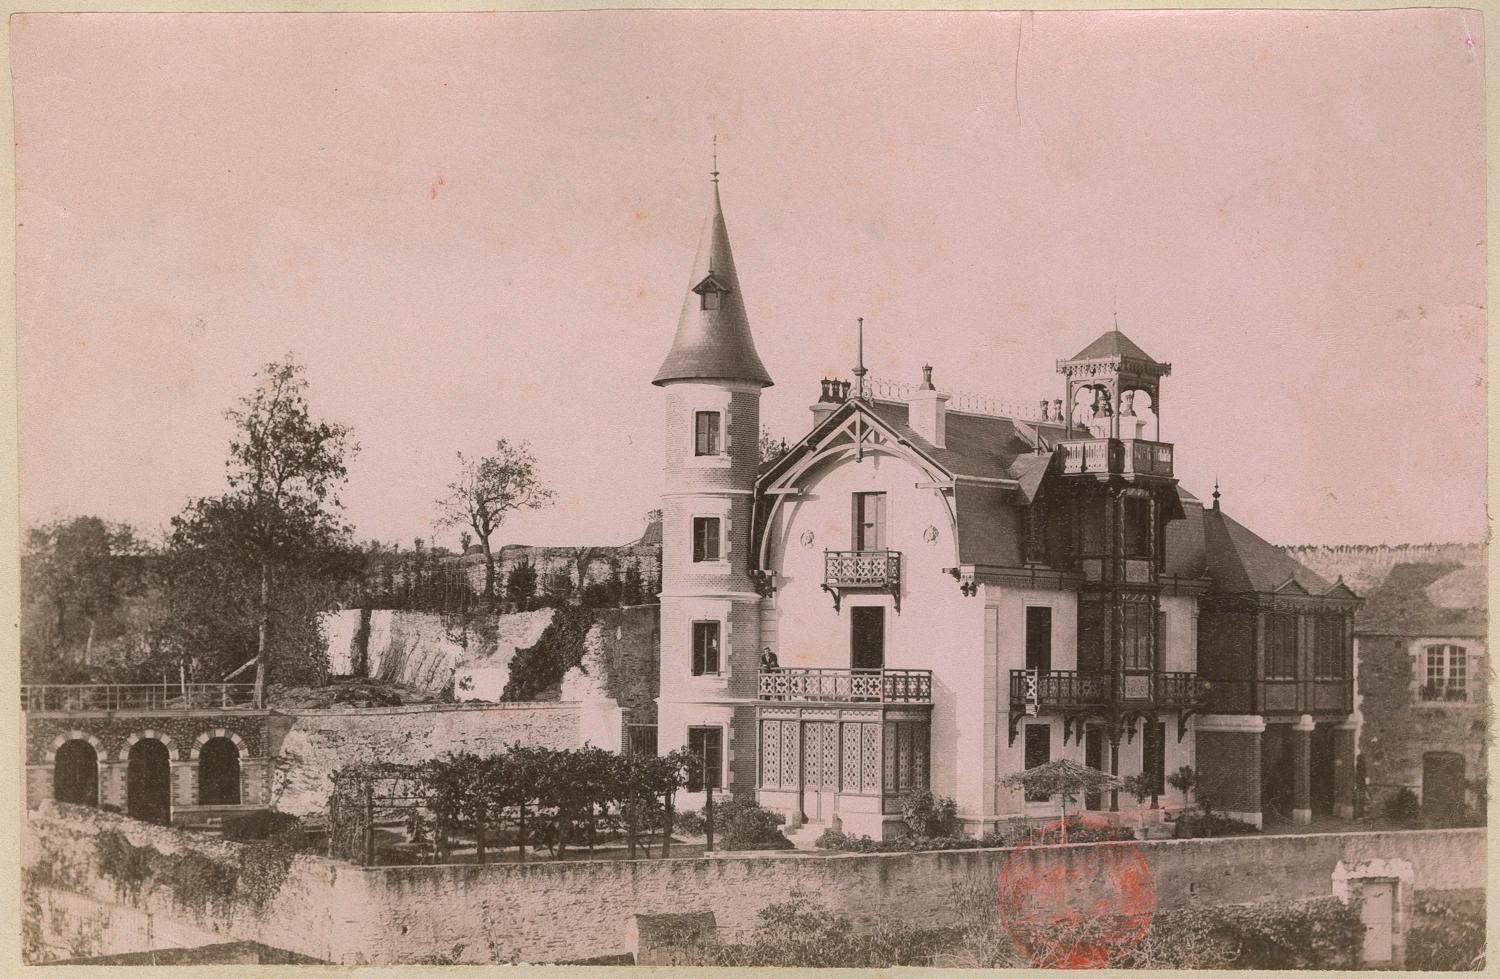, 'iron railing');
1154,671,1210,706
21,683,262,713
1007,669,1208,710
757,668,933,704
